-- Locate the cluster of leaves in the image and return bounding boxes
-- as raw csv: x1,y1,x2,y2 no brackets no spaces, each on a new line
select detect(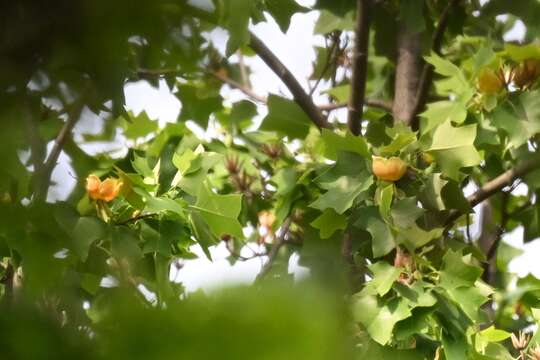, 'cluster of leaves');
1,0,540,359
